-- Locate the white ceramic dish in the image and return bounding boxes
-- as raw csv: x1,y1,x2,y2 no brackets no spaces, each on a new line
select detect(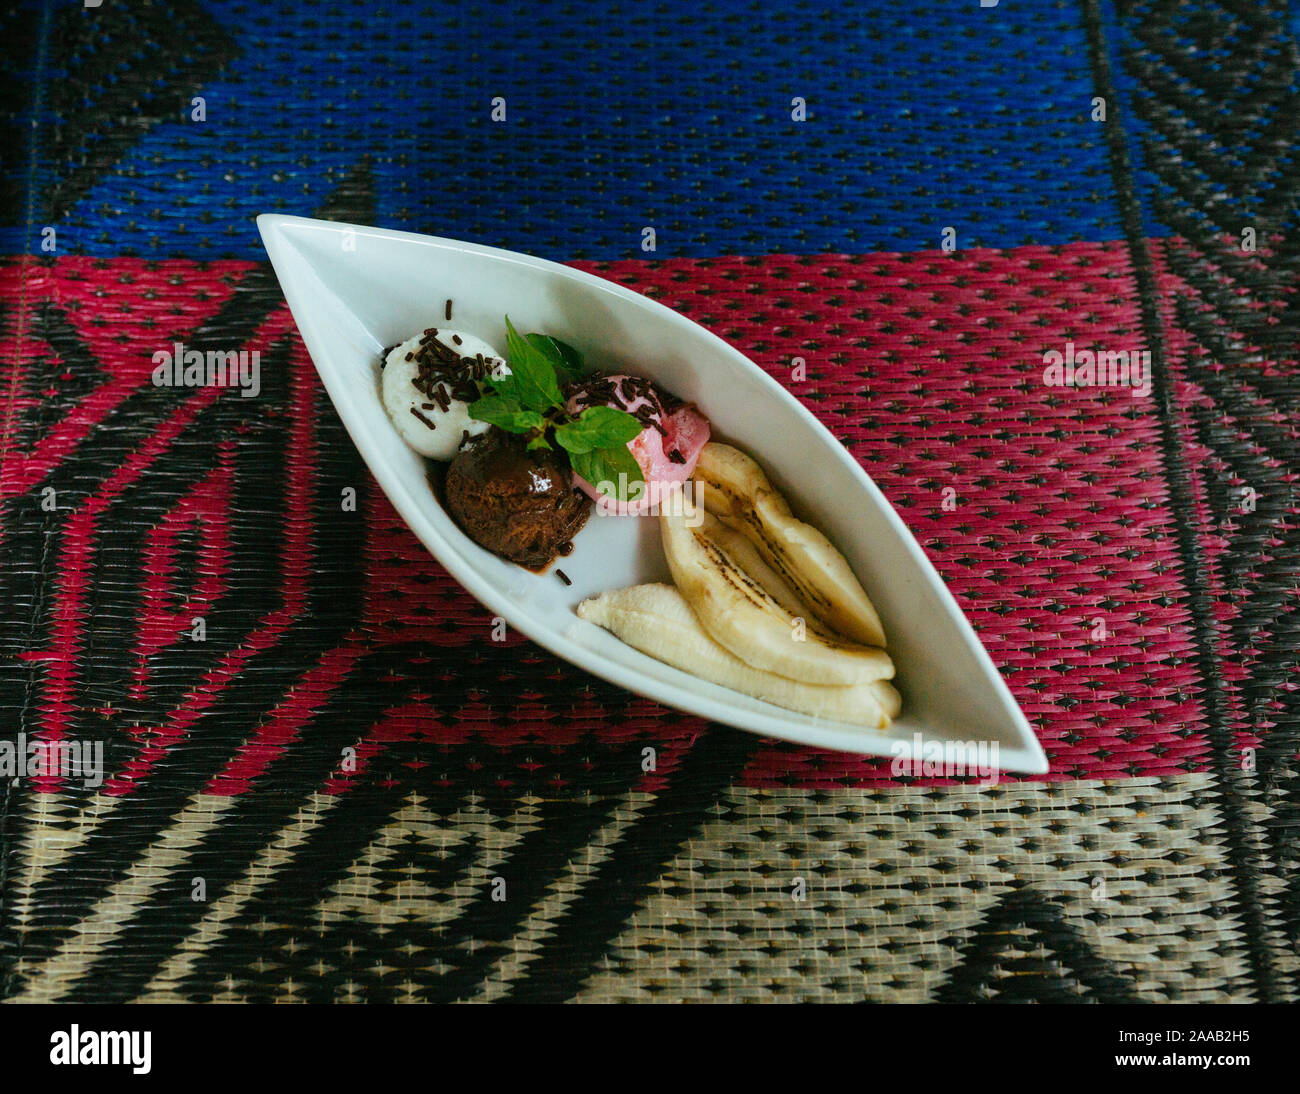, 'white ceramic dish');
258,215,1048,774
